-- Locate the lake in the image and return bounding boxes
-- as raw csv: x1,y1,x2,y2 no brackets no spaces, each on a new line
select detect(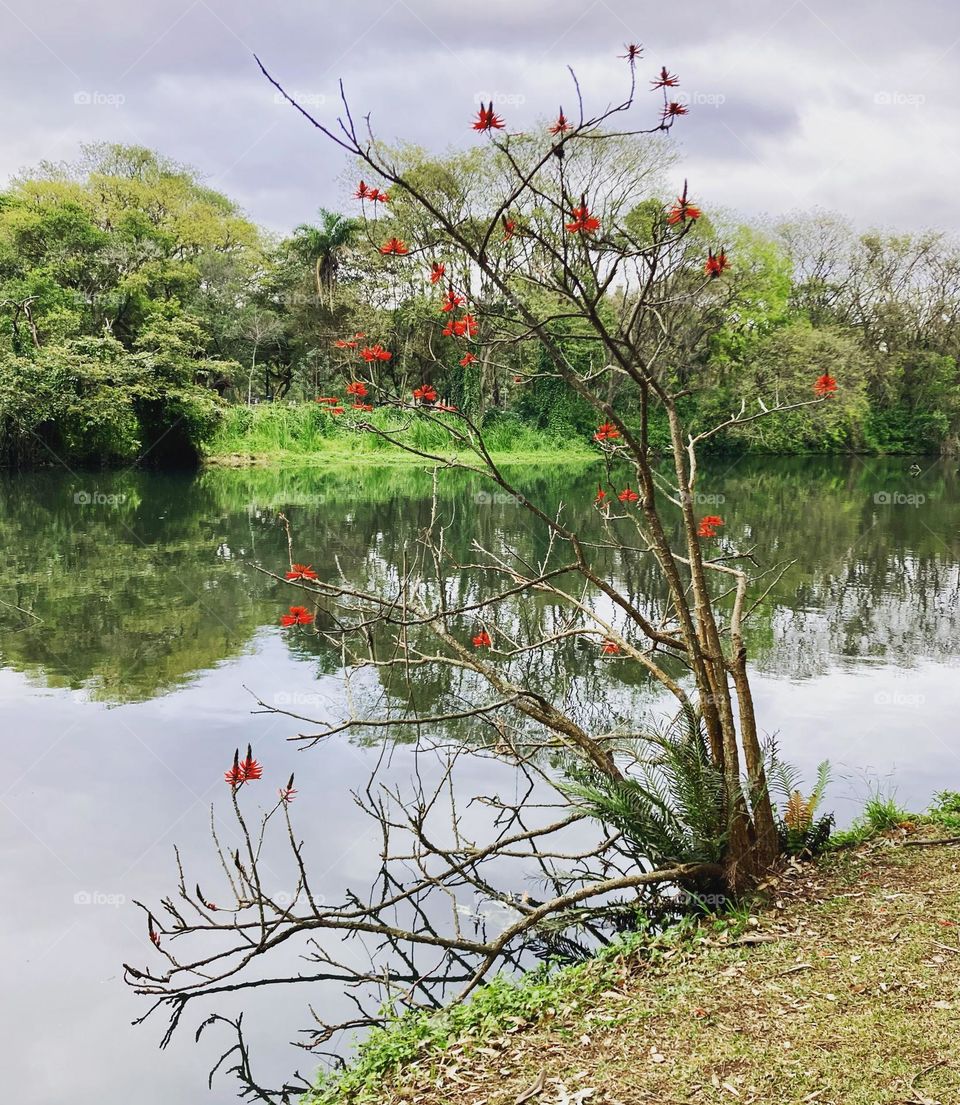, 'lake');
2,455,958,1104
